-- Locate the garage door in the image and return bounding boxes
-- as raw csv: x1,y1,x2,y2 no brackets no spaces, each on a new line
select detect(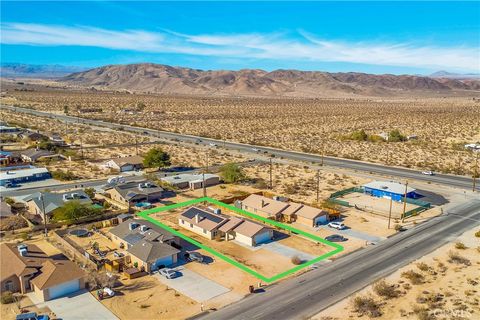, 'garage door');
48,279,80,300
254,231,271,245
152,255,173,271
314,215,327,225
